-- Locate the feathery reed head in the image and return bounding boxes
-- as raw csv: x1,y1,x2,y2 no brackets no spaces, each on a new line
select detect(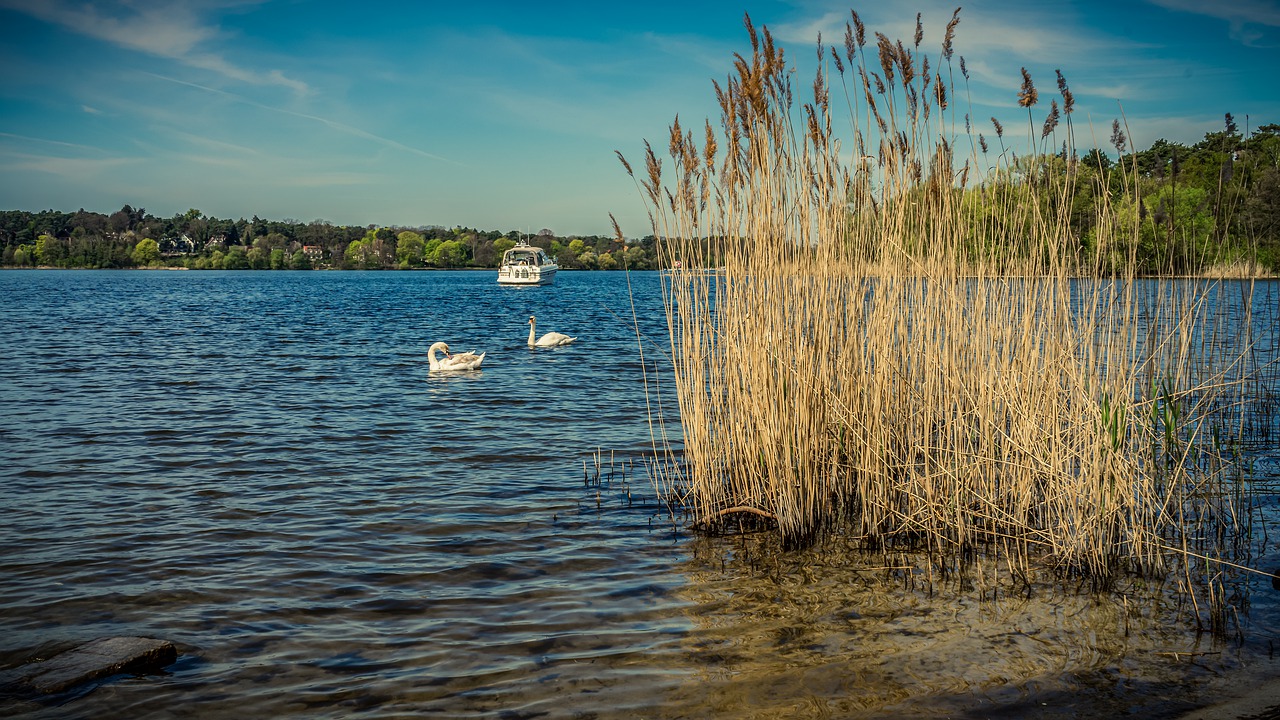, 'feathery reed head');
1017,67,1038,107
876,33,896,84
704,119,717,172
943,7,960,61
1111,119,1126,153
609,213,624,242
914,13,923,48
1055,69,1074,114
615,150,634,177
991,116,1004,138
897,39,915,87
1042,99,1060,139
959,55,968,80
851,9,866,47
